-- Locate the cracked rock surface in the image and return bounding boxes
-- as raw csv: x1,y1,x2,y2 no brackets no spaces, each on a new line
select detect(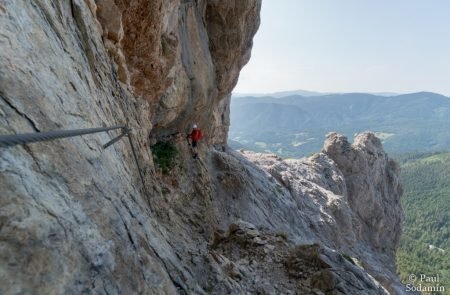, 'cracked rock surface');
208,220,389,294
